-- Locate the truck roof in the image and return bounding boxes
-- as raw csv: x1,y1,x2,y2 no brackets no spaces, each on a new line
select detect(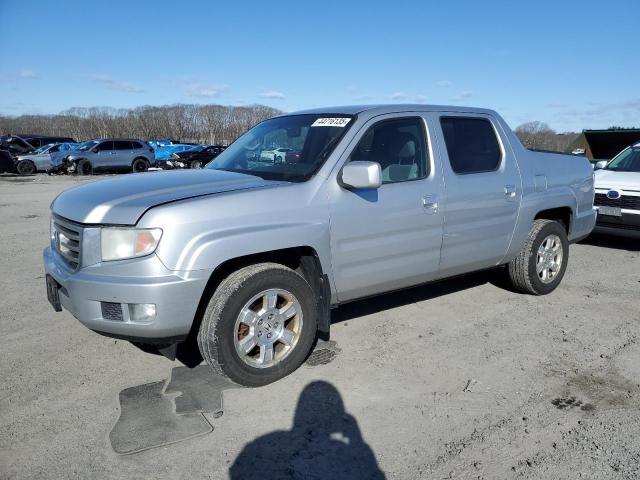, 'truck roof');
287,104,498,117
